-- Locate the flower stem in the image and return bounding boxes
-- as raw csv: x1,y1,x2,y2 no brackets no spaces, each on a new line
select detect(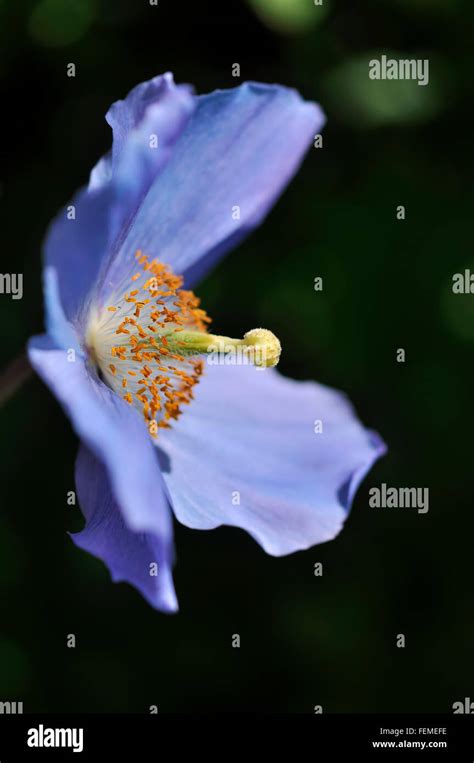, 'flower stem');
0,351,33,407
